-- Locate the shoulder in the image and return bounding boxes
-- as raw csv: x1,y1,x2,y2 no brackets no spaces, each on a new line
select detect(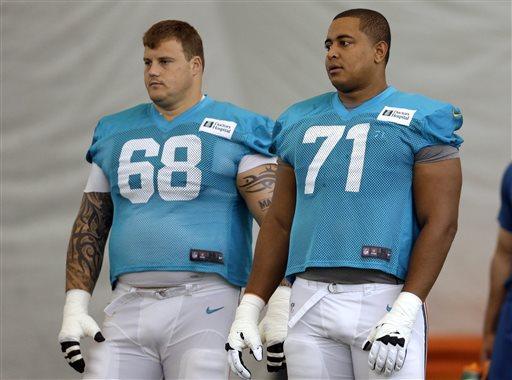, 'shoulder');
382,89,463,147
385,90,462,125
278,92,335,126
204,98,275,155
95,103,152,138
205,98,273,129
